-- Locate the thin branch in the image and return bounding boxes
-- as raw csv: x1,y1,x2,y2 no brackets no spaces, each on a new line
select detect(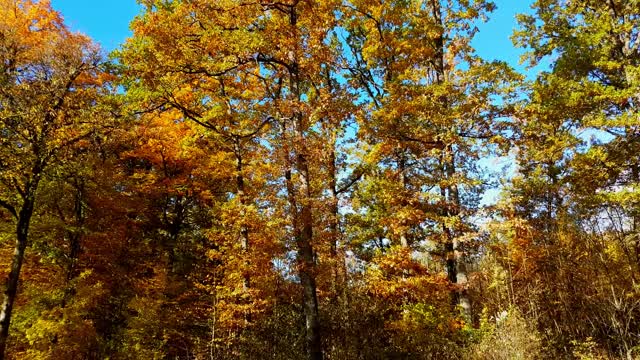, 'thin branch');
336,167,366,194
0,198,17,219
